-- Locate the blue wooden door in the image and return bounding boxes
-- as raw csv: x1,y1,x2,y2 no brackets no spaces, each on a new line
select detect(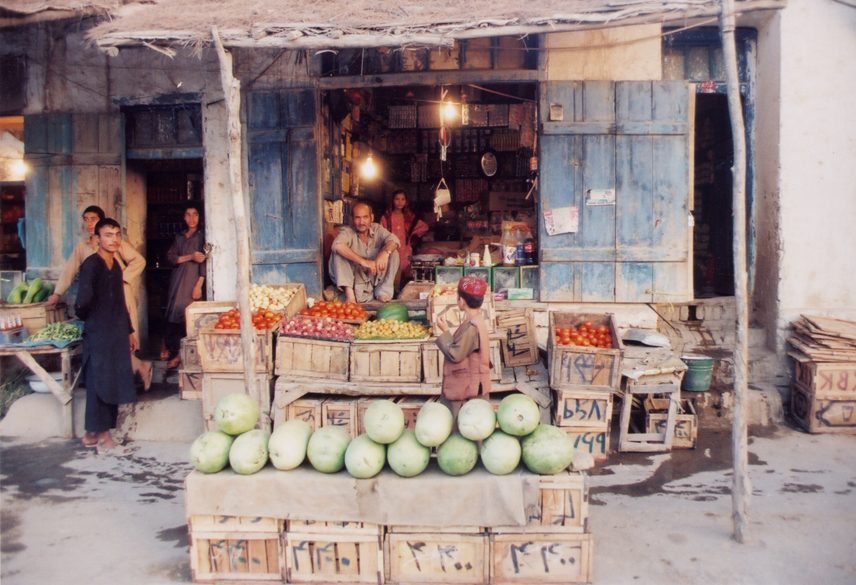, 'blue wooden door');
246,89,322,296
539,81,691,303
24,113,125,279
